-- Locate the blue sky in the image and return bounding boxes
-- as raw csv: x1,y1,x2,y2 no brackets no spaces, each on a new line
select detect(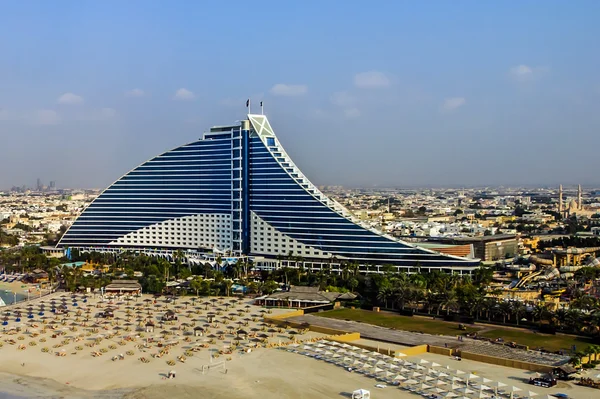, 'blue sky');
1,1,599,189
